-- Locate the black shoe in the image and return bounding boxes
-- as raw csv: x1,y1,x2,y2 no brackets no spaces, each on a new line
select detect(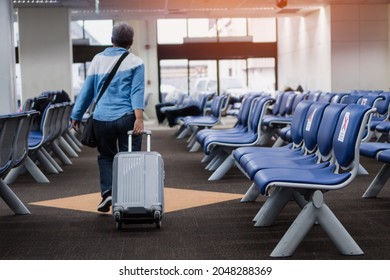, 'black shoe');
97,193,112,212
